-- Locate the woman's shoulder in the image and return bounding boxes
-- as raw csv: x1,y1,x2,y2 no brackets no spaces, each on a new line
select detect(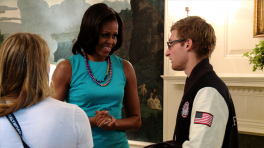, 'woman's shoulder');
122,58,134,73
42,97,85,112
110,54,131,67
110,54,123,63
68,53,82,62
28,97,89,125
41,97,75,108
110,54,126,69
57,59,71,69
110,53,121,59
43,97,88,118
54,60,72,78
112,55,135,80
